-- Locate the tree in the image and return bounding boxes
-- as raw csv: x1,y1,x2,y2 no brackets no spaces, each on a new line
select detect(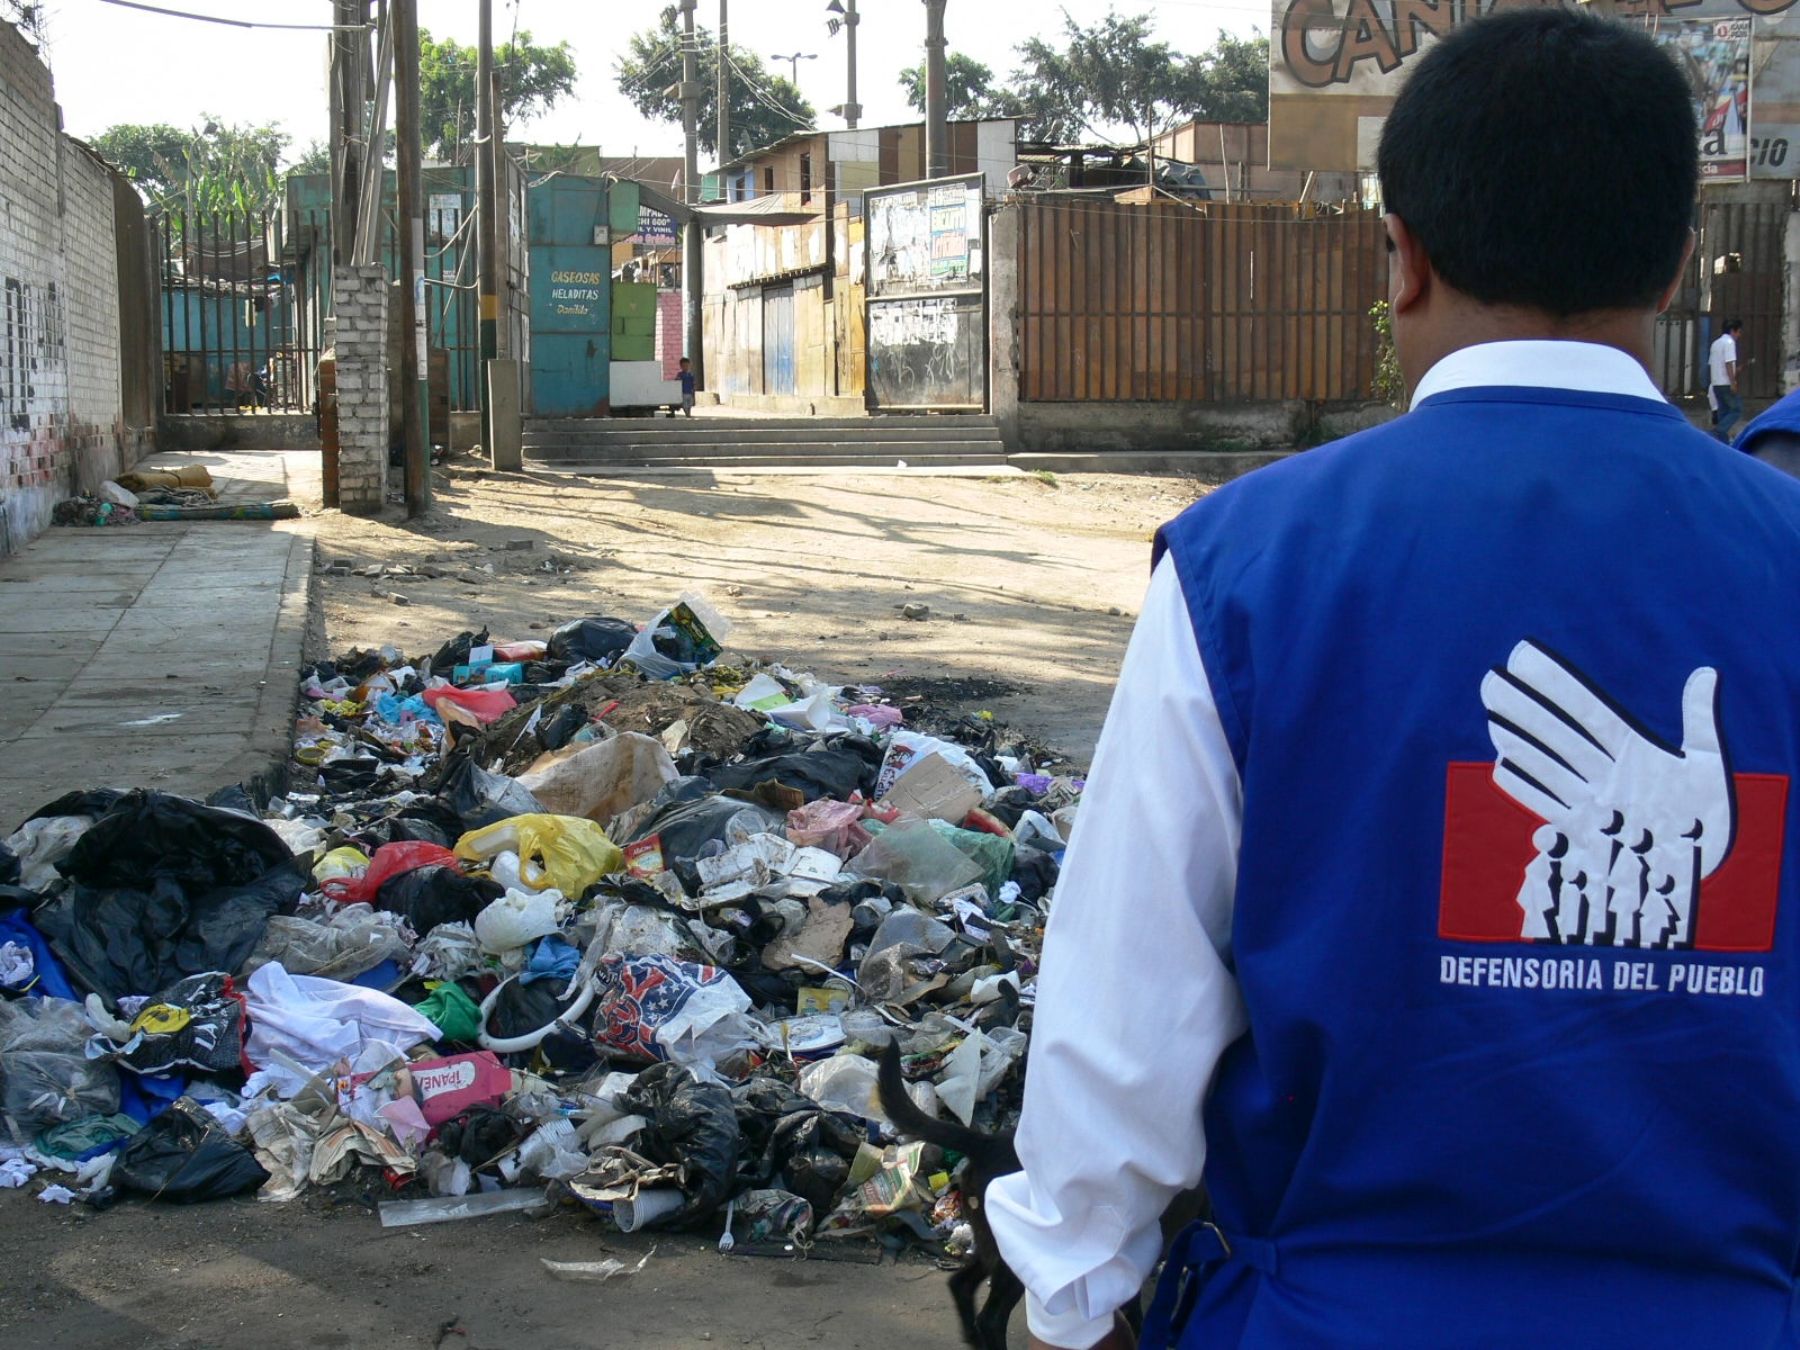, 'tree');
616,7,815,162
897,53,1022,120
1193,32,1270,124
289,140,333,178
91,118,296,215
420,27,578,161
1010,10,1263,145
